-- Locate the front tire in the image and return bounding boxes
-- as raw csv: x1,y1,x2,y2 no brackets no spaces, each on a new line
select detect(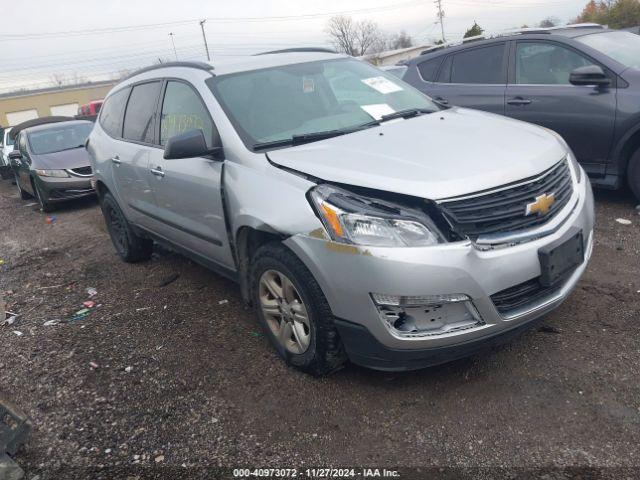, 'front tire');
100,192,153,263
628,148,640,201
250,243,347,376
33,180,54,213
15,174,30,200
